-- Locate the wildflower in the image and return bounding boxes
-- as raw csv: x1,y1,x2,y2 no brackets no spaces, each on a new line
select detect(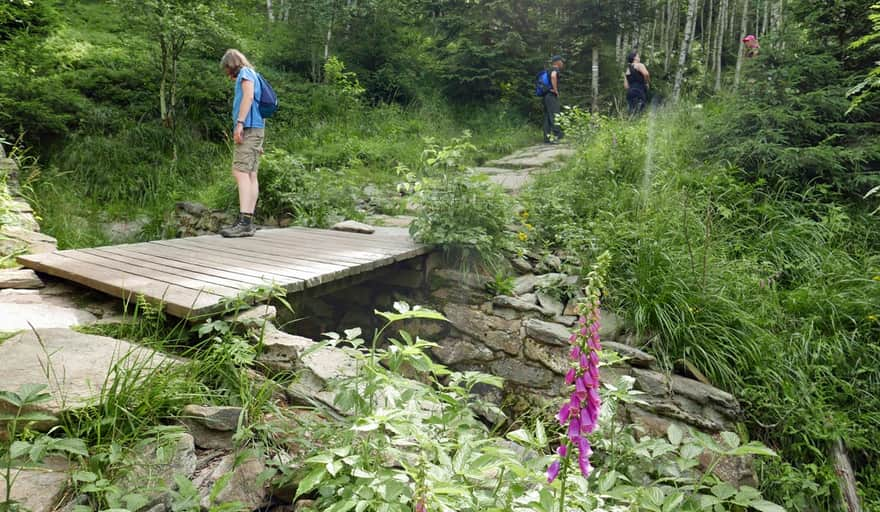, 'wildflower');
547,460,561,483
517,232,528,242
872,275,880,282
545,252,610,487
415,498,427,512
868,315,878,322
